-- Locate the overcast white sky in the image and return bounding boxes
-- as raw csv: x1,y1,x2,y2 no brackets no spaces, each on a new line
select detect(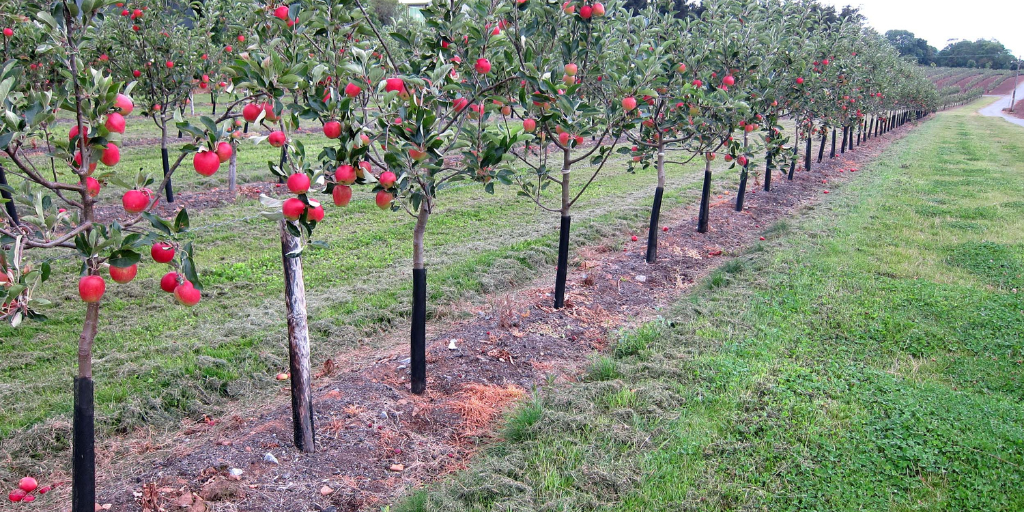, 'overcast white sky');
817,0,1023,58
